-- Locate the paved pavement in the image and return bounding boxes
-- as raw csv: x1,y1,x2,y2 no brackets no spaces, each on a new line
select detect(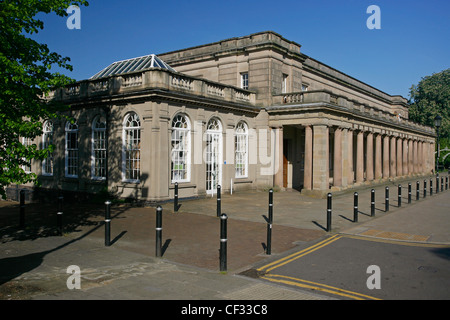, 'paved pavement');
0,174,449,301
